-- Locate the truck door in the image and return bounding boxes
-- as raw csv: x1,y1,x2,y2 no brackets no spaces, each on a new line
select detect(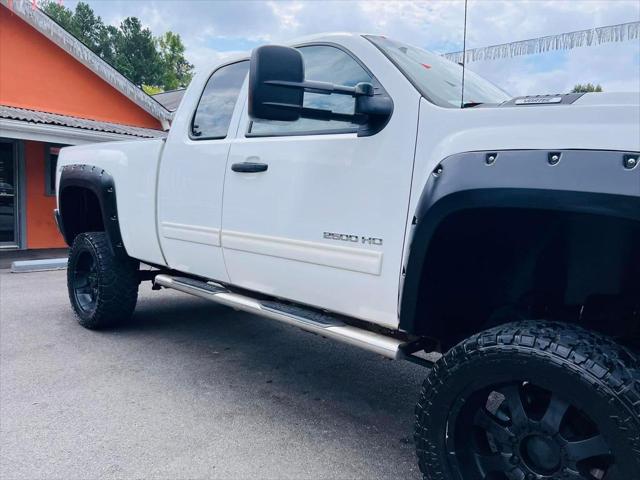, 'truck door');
158,60,249,282
221,44,420,328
